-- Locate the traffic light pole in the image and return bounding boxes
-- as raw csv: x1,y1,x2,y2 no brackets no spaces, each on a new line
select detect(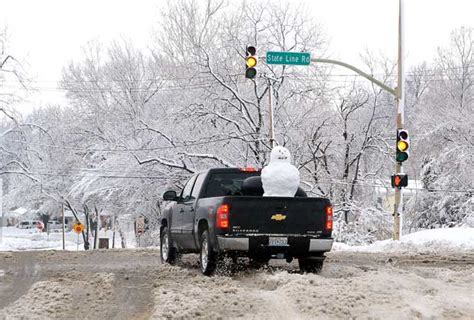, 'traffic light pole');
310,58,397,97
393,0,405,240
307,0,405,240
